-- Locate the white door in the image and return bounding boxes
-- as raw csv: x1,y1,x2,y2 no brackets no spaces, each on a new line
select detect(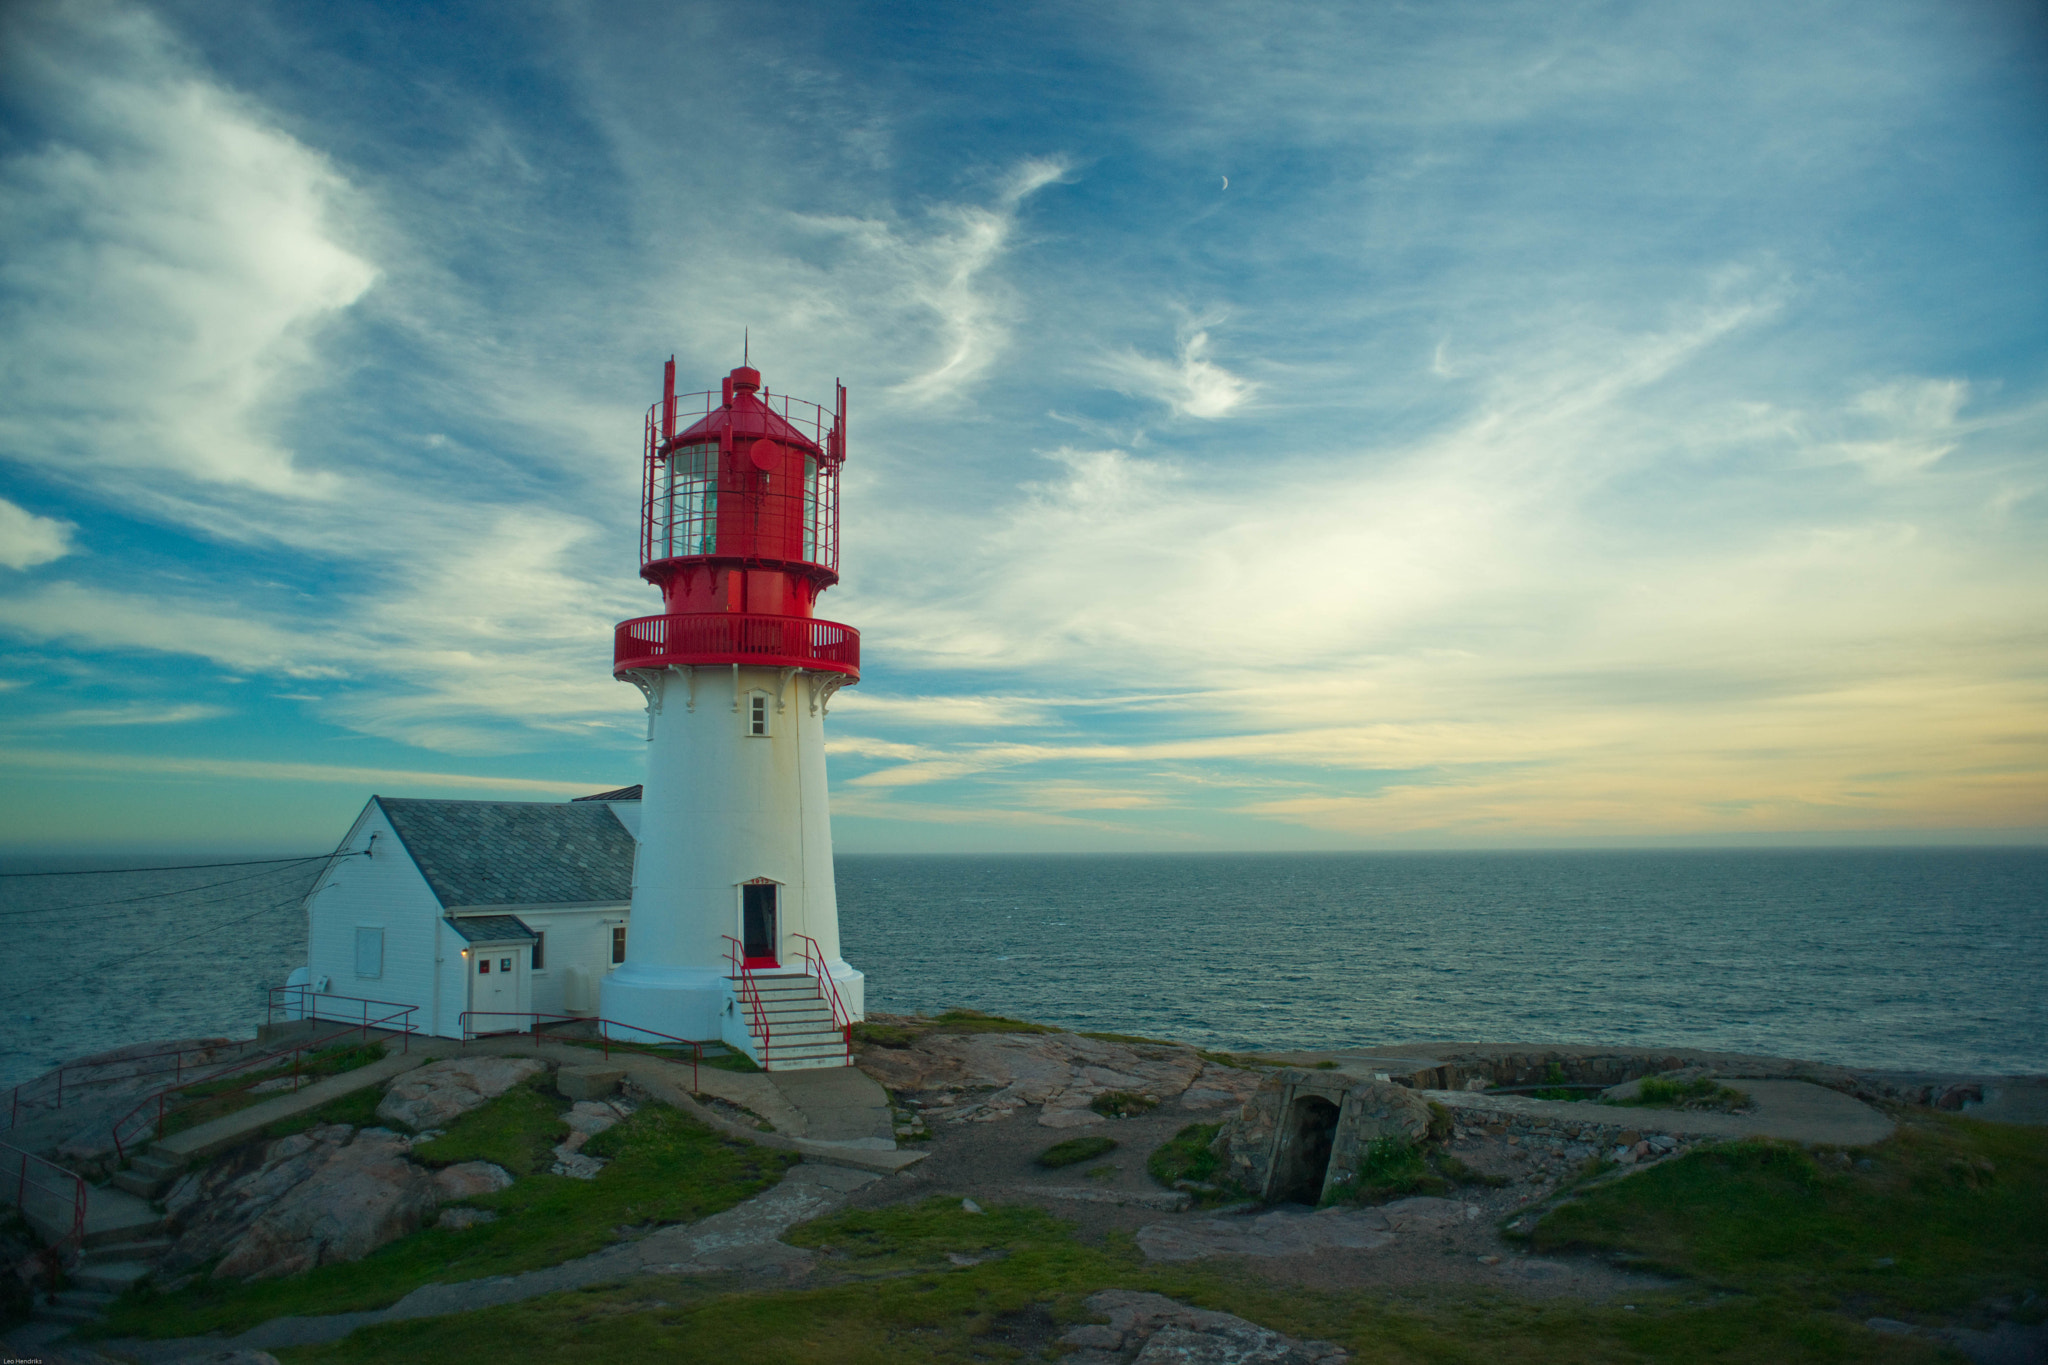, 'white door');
469,948,527,1032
